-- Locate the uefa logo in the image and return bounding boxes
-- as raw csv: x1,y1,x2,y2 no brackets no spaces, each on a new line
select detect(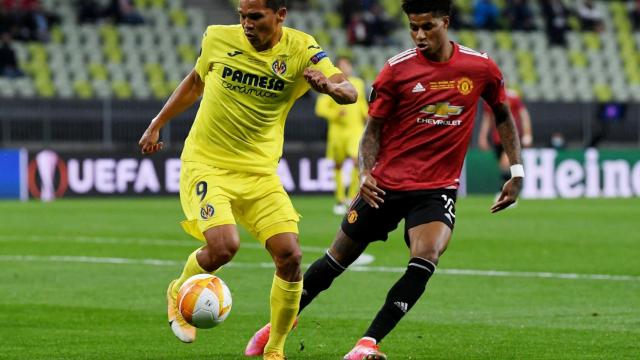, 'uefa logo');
28,150,68,201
